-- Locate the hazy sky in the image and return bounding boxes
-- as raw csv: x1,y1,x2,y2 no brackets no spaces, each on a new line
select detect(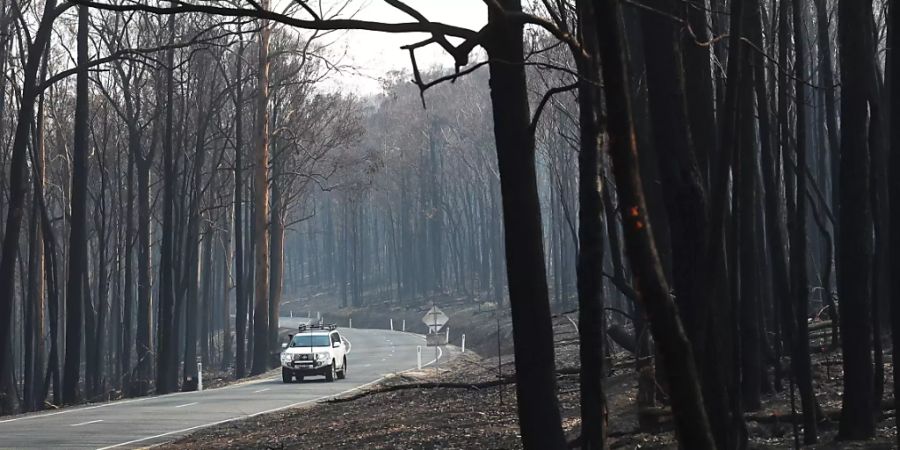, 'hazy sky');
307,0,488,94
